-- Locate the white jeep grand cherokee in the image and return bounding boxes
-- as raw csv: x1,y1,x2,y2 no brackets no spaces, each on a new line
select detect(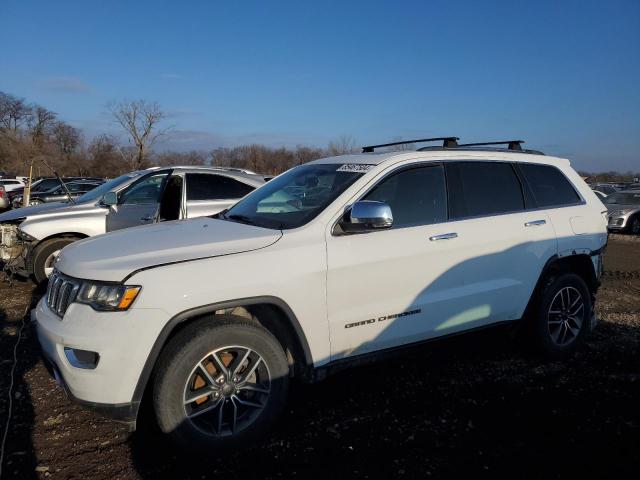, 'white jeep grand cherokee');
34,138,608,449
